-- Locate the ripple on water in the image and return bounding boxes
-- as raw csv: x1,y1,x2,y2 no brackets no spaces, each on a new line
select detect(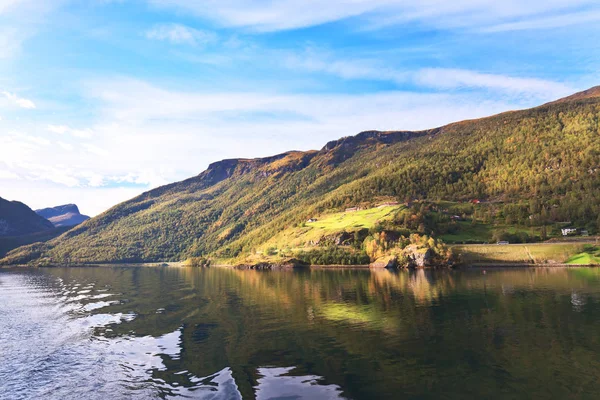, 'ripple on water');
0,272,157,399
255,367,346,400
6,266,600,400
0,269,348,400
